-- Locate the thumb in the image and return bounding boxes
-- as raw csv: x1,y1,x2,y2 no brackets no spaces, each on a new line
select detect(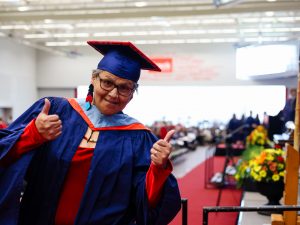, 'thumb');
163,129,175,142
41,98,51,115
